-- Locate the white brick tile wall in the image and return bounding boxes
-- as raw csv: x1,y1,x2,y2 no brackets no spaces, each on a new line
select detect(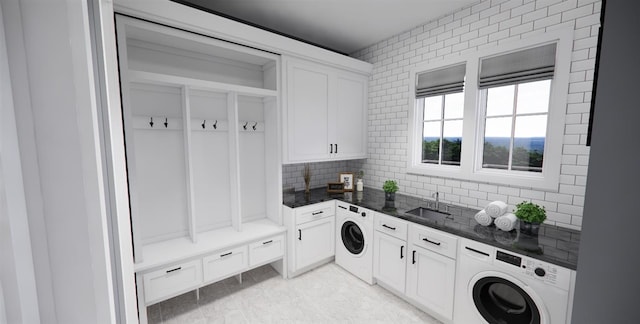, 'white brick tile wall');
346,0,600,229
